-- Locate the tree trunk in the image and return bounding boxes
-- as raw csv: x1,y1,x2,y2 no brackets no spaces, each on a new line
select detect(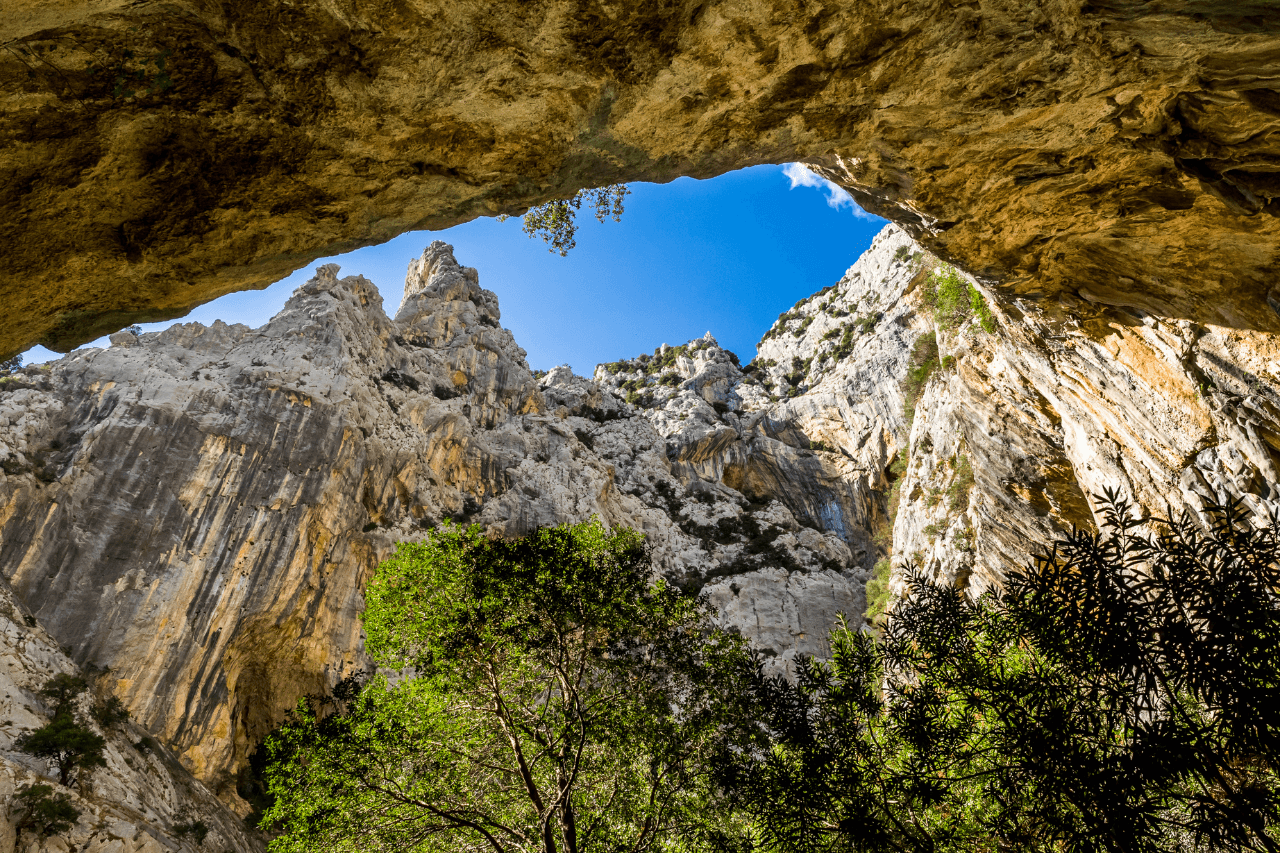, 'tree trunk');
560,797,578,853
